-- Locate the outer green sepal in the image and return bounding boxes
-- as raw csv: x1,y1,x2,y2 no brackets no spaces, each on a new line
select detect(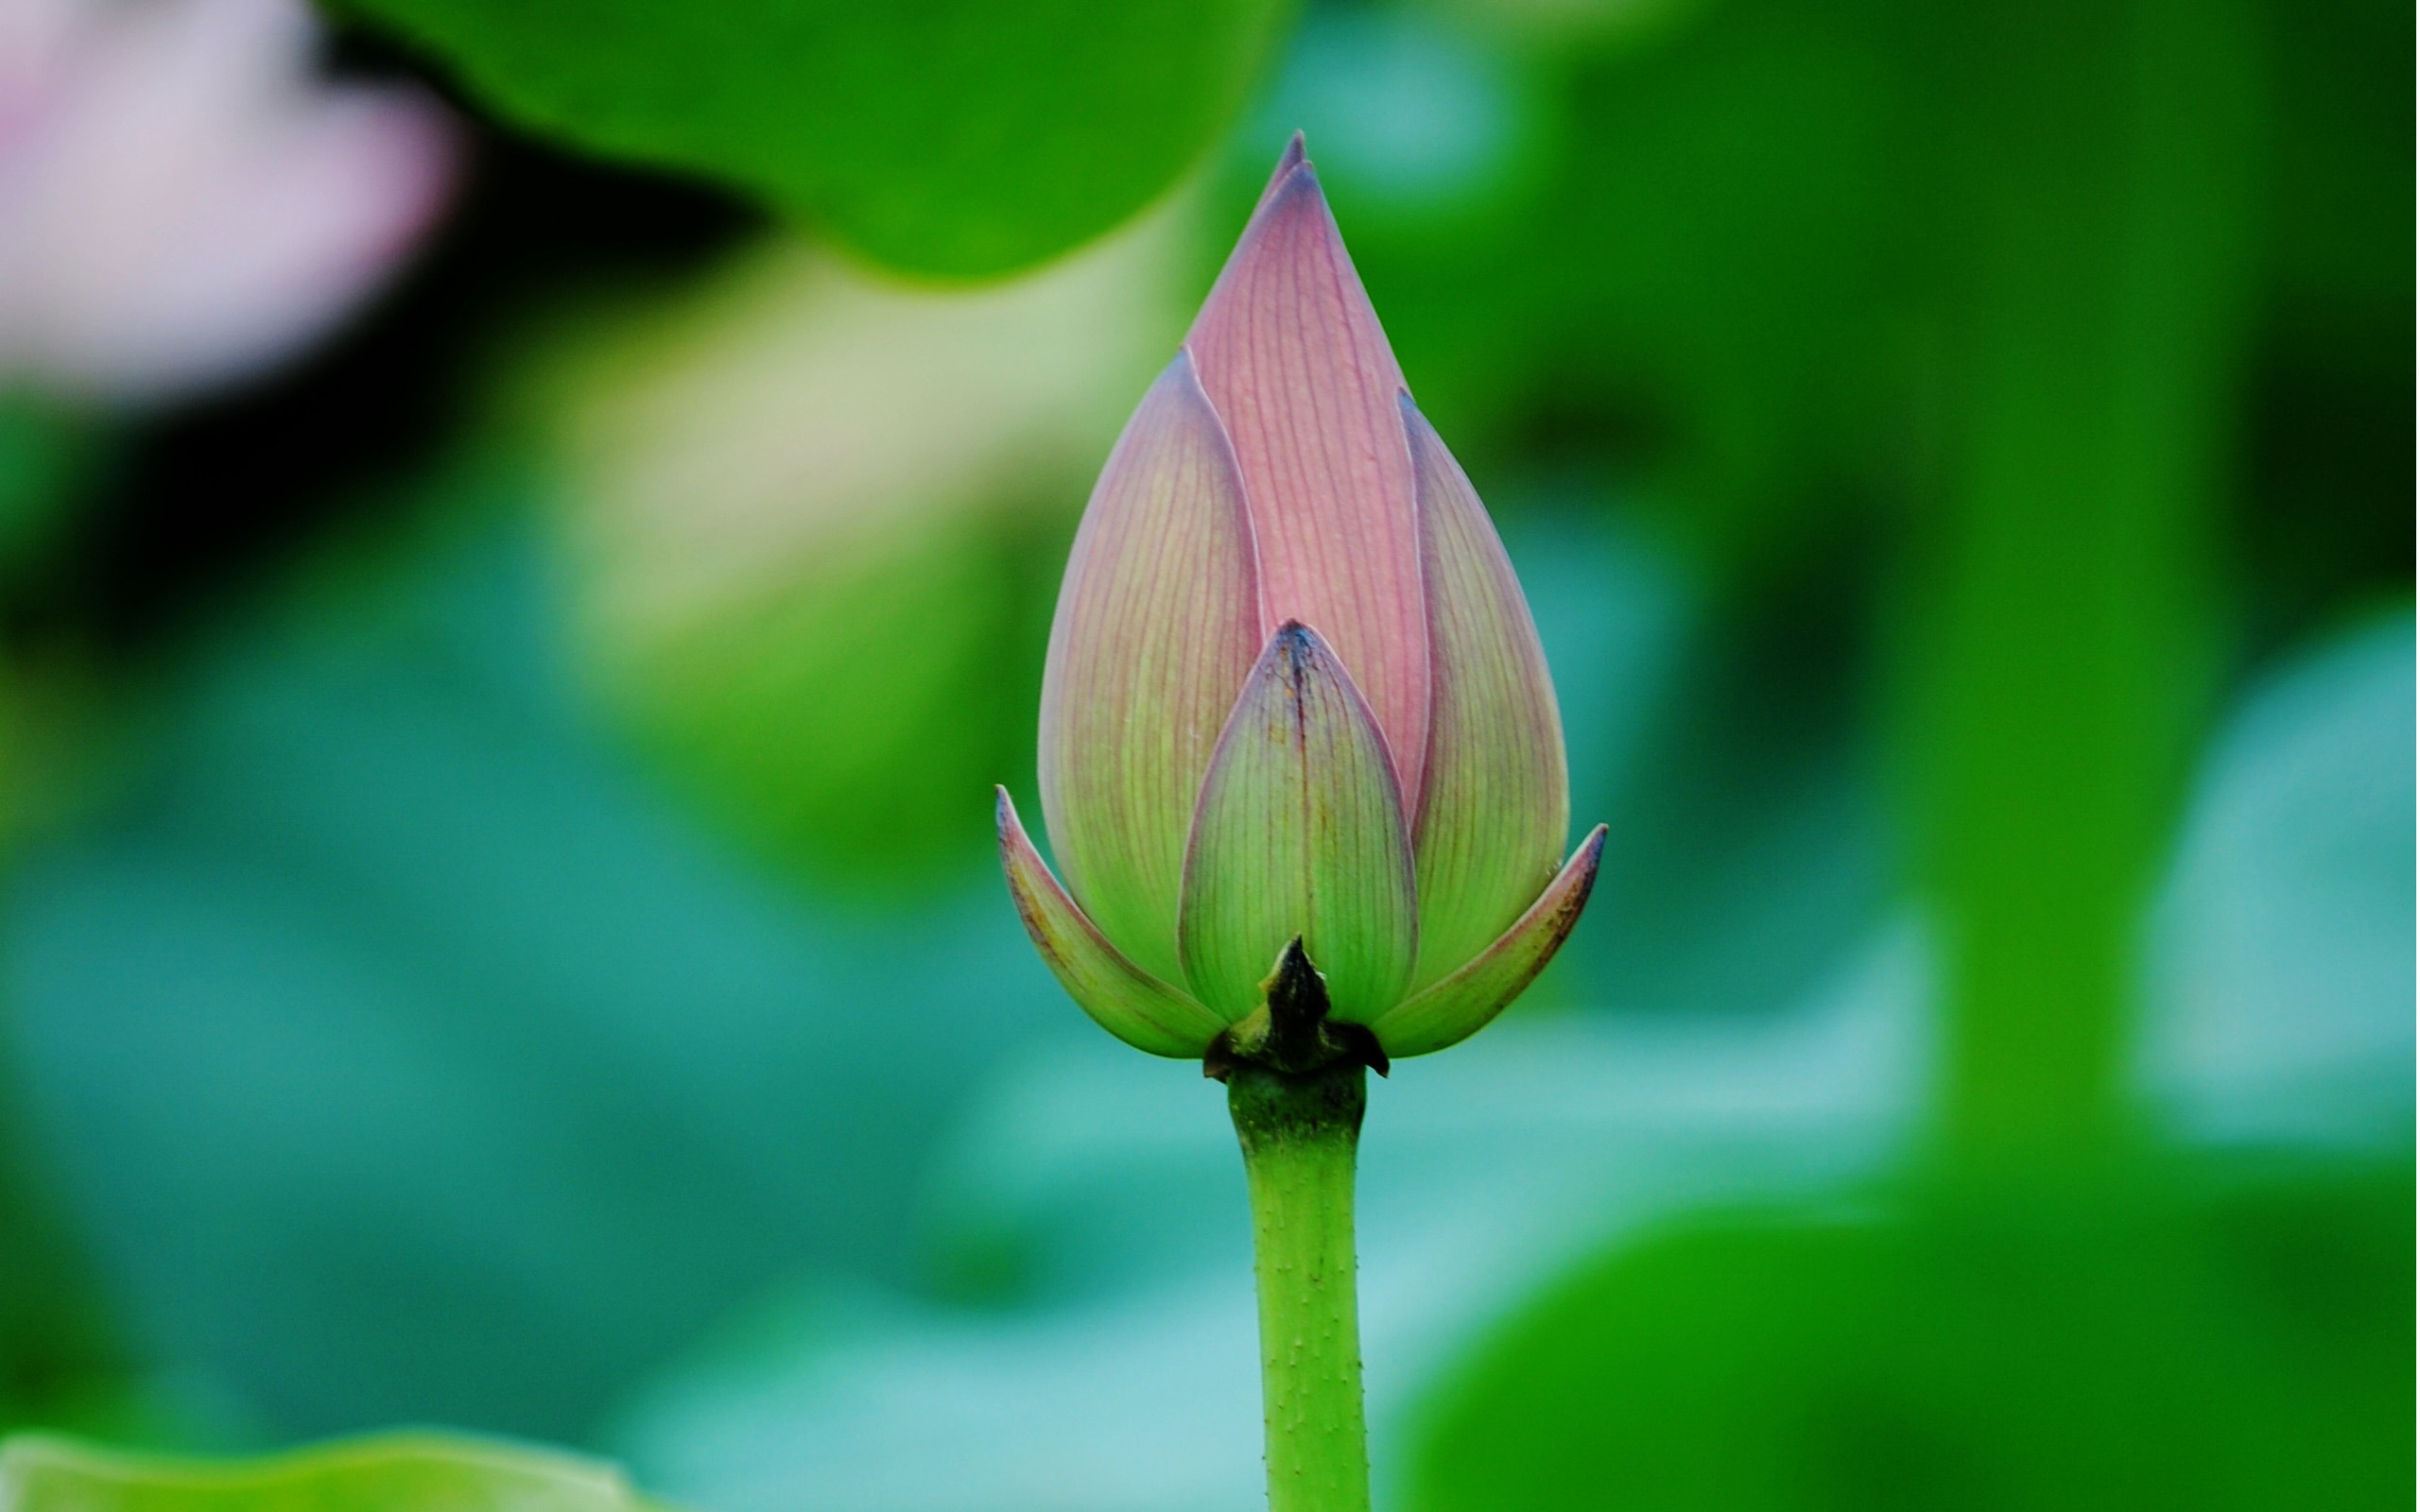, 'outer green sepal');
997,787,1227,1057
1369,825,1605,1058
